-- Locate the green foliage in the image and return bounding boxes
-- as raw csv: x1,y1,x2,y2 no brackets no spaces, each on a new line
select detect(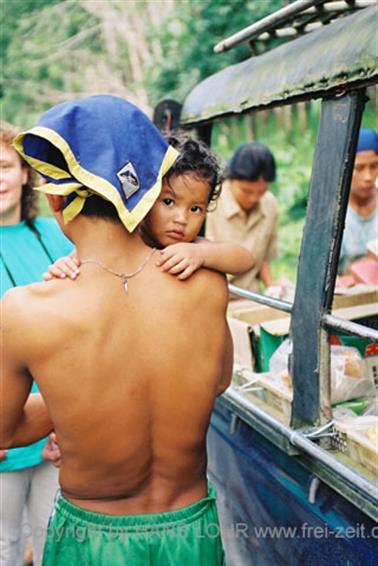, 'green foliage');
3,0,377,282
1,0,100,127
210,106,318,283
146,0,282,105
